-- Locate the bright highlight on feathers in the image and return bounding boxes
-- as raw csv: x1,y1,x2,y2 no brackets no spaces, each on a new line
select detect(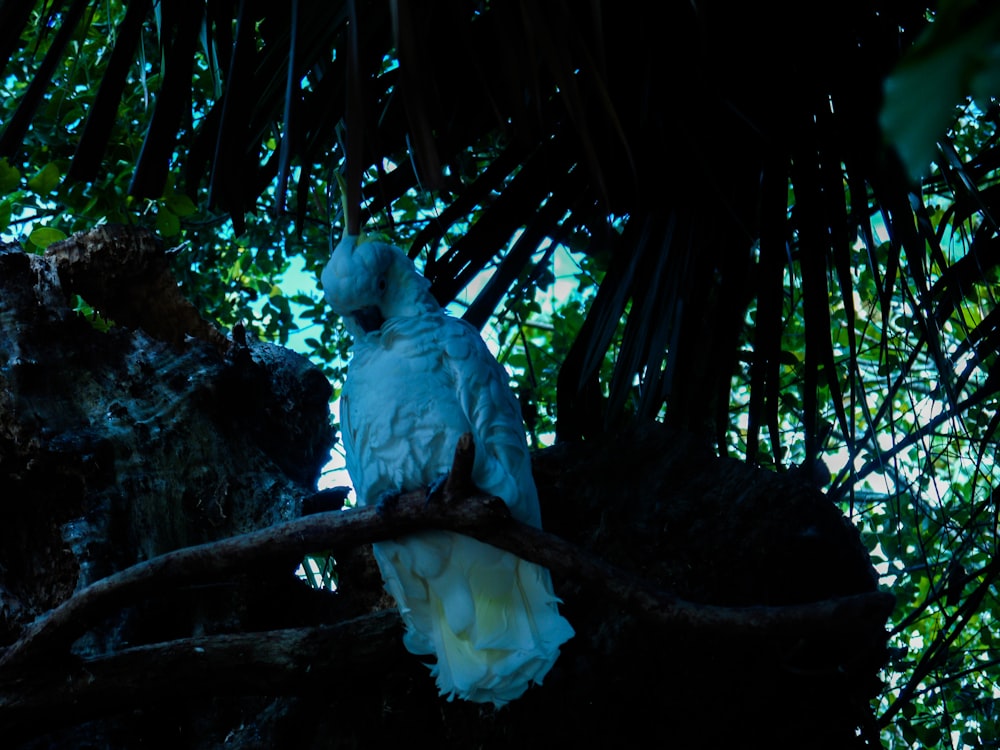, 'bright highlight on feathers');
322,235,573,706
